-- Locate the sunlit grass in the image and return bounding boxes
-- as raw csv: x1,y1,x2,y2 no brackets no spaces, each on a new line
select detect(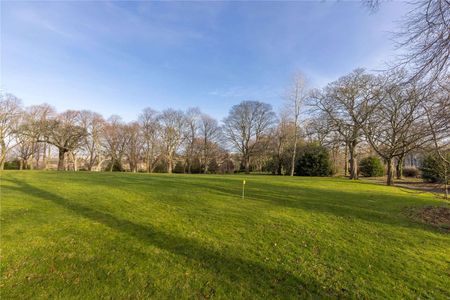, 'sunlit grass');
1,171,449,299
